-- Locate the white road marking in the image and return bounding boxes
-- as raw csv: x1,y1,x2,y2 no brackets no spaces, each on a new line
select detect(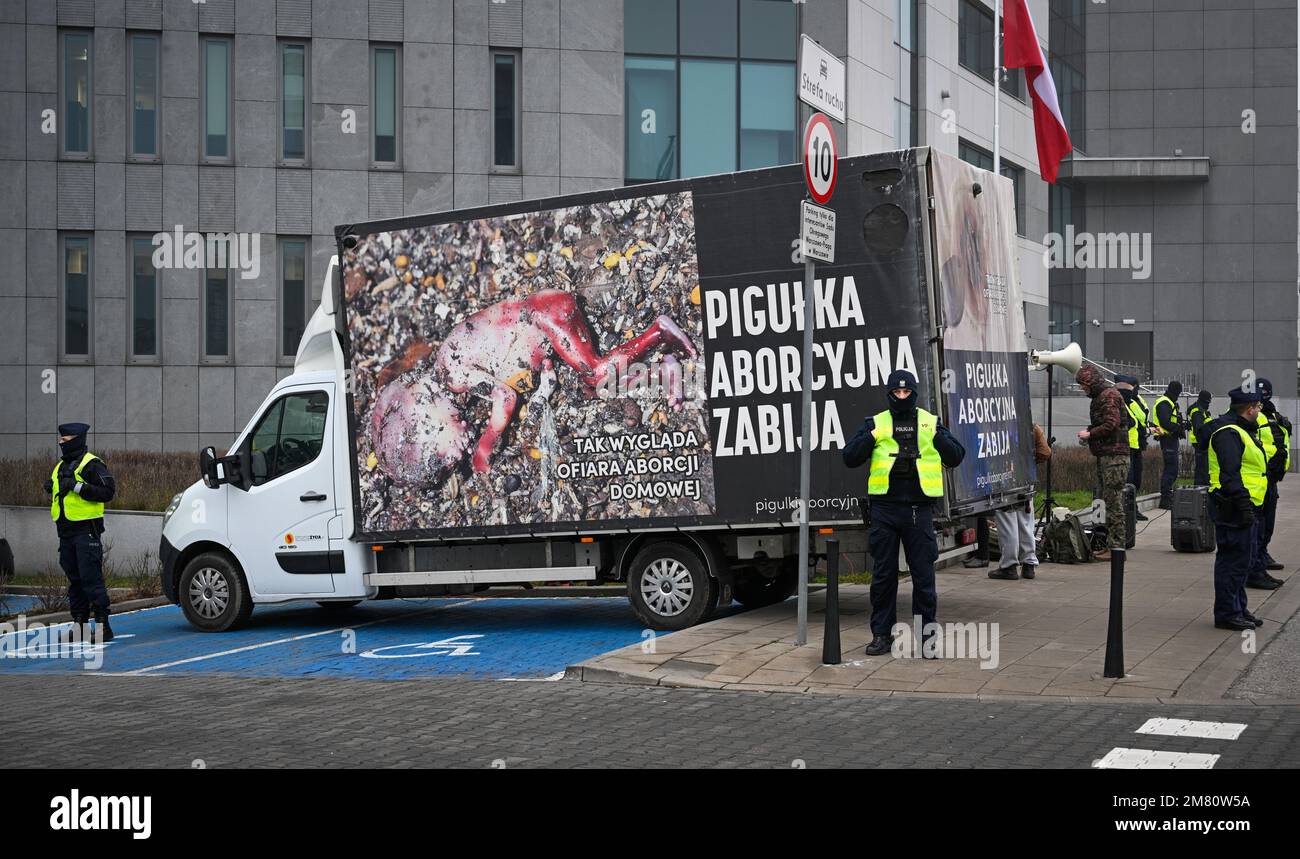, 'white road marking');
1093,748,1220,769
1135,718,1247,741
118,600,474,675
